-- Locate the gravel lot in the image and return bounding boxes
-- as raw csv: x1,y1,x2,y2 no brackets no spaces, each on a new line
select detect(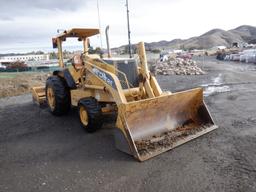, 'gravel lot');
1,56,256,192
